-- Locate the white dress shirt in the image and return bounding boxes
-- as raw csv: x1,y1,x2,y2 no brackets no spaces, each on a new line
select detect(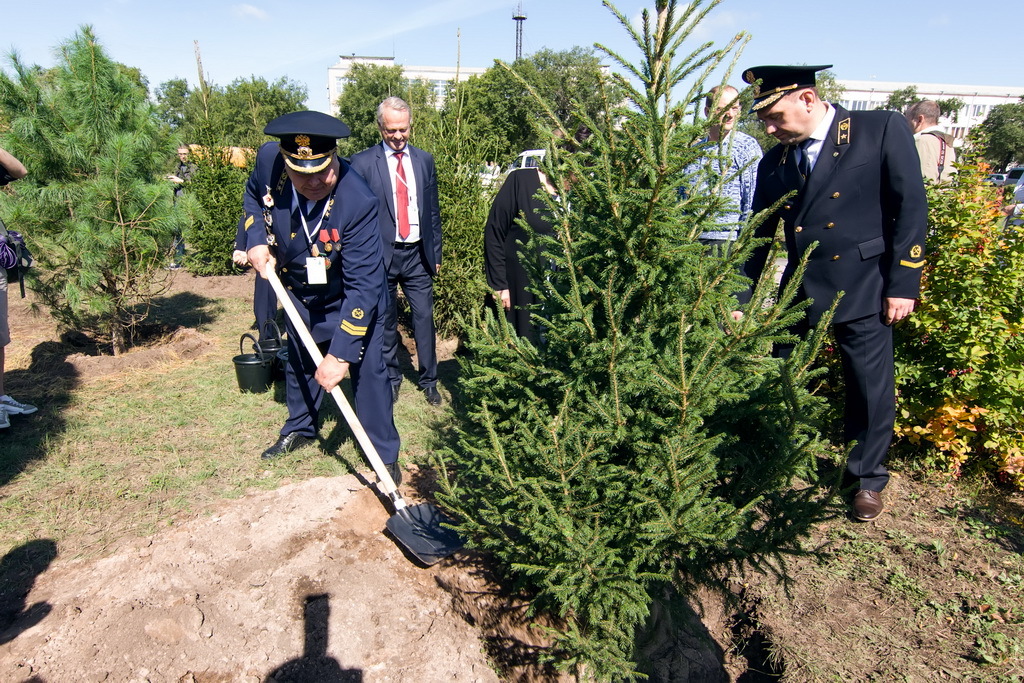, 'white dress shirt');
385,143,420,243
